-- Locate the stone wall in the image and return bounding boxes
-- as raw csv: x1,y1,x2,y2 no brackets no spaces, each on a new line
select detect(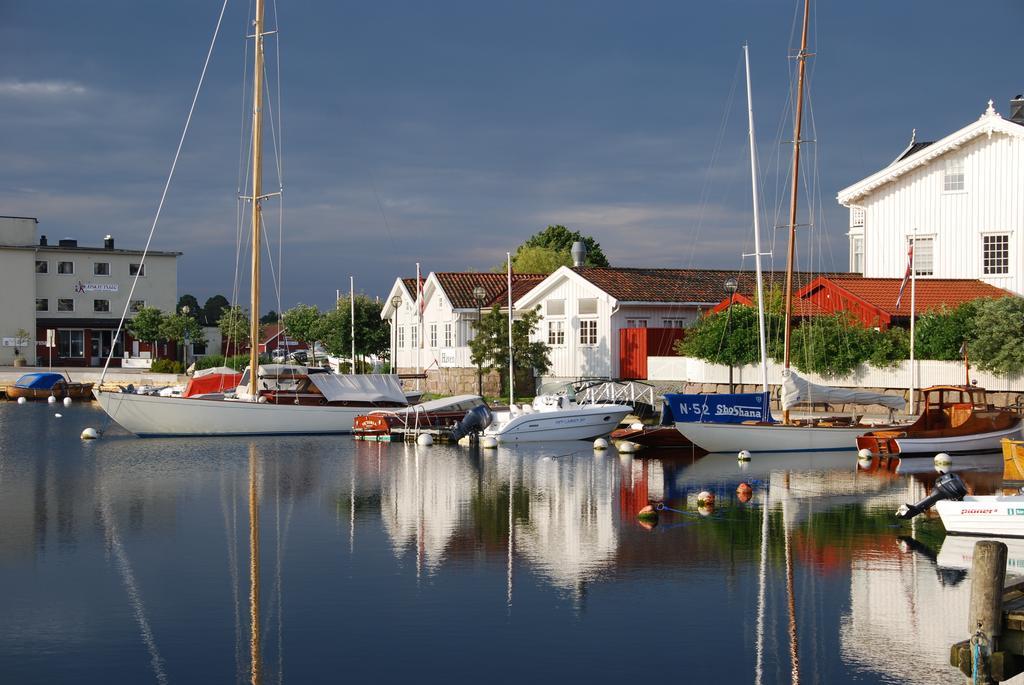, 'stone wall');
395,366,537,398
